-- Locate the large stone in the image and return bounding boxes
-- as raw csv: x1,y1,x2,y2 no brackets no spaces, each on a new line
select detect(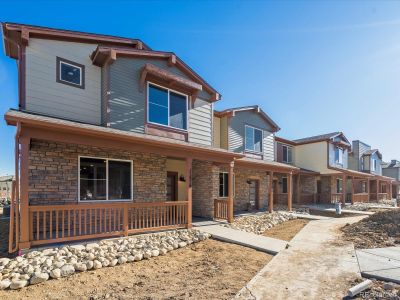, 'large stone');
86,261,94,270
30,272,49,285
10,280,28,290
0,258,10,267
118,257,127,264
93,260,102,269
0,279,11,290
60,264,75,277
50,268,61,279
74,263,87,272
